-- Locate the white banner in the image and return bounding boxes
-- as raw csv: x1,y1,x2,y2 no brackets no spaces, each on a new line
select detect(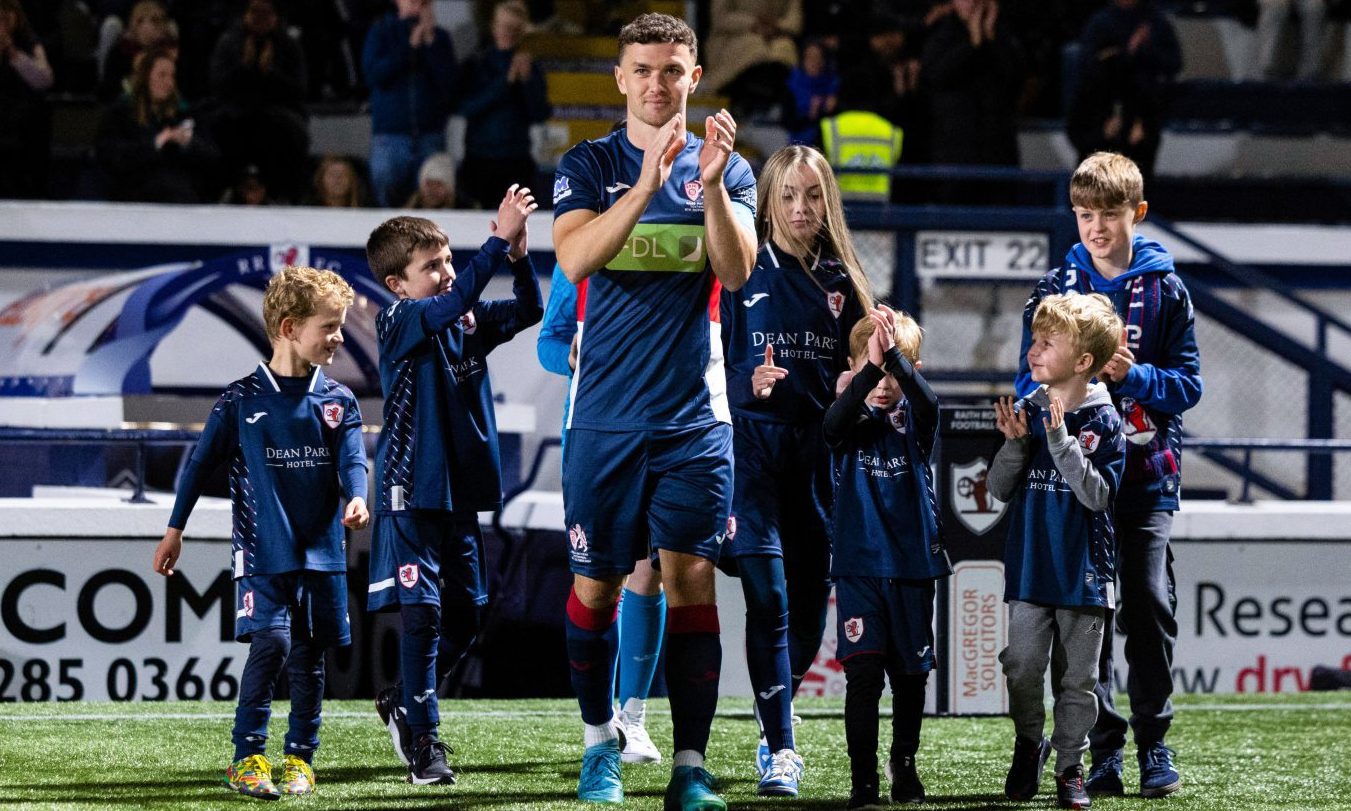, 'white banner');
0,539,240,701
